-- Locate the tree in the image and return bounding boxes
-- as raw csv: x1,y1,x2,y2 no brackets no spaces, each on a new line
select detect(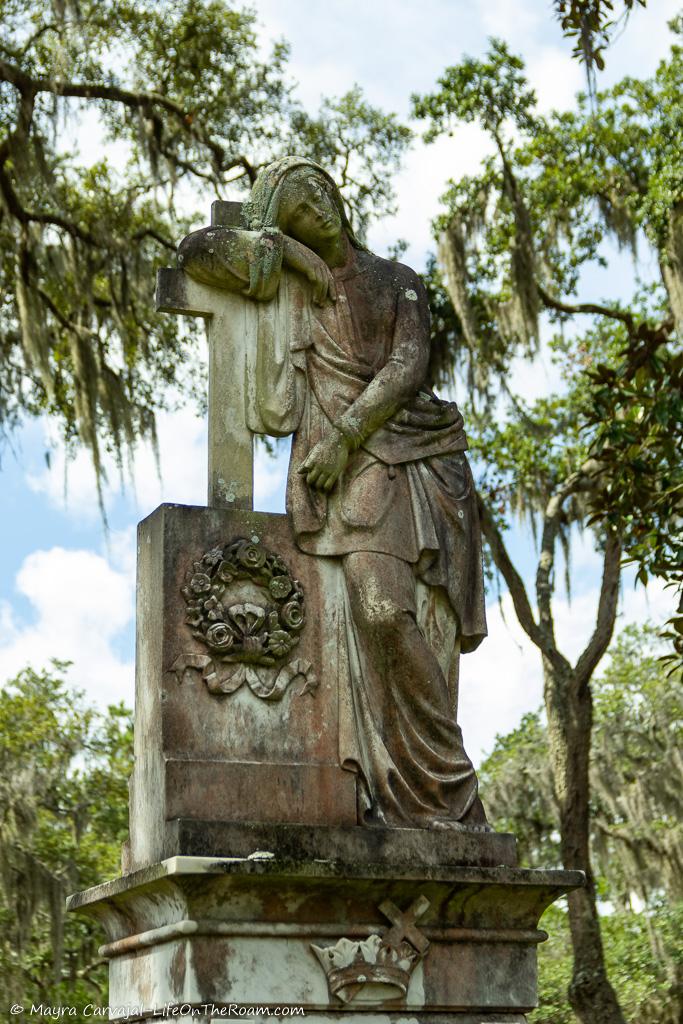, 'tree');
0,0,411,504
553,0,647,93
479,624,683,1022
0,663,133,1015
413,31,681,1024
